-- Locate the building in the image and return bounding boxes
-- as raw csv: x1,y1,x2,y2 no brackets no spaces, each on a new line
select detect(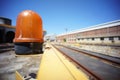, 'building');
0,17,15,43
44,34,56,42
56,20,120,58
57,20,120,46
